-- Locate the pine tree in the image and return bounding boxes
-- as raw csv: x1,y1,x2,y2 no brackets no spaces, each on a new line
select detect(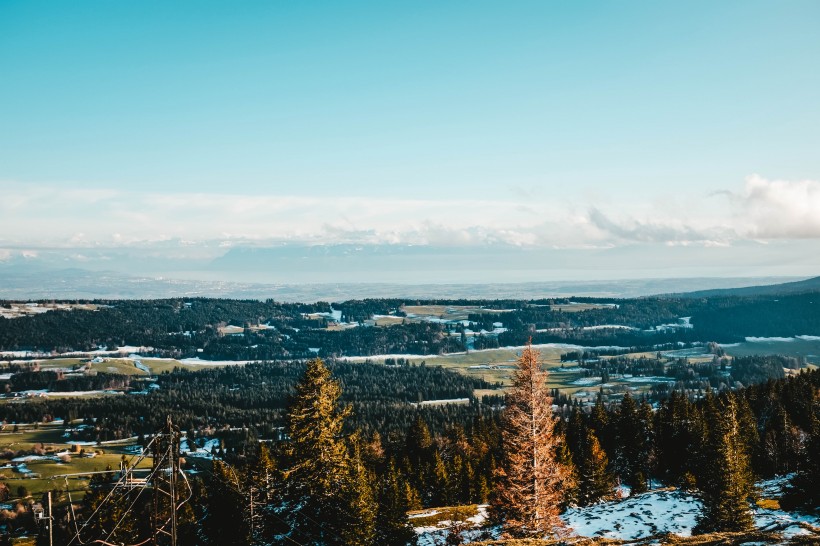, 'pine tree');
782,398,820,510
656,390,695,485
695,392,754,533
575,425,616,506
633,399,655,492
615,392,640,490
280,358,372,546
203,460,250,546
430,450,449,507
406,416,435,504
250,443,277,541
339,437,377,546
375,461,418,546
492,343,571,537
613,393,654,494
